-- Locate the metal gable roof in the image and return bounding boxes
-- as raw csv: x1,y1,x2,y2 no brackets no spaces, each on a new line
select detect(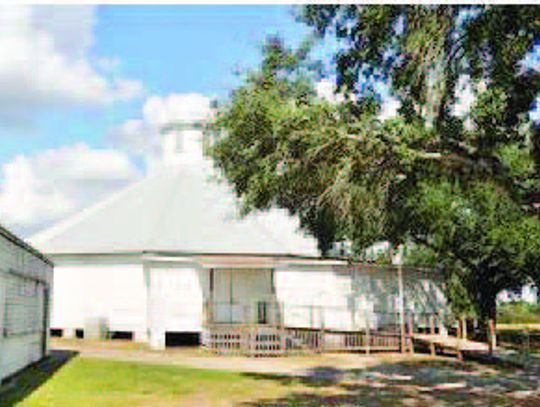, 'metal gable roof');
29,162,319,257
